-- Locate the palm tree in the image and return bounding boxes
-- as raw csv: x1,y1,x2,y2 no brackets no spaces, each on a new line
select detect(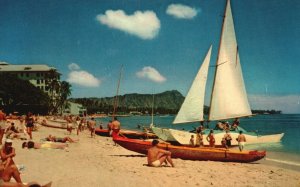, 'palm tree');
45,69,60,114
58,81,72,114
